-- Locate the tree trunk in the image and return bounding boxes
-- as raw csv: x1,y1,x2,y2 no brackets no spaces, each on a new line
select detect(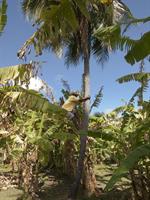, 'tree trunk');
18,148,39,200
82,146,97,197
68,16,93,200
64,139,77,179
